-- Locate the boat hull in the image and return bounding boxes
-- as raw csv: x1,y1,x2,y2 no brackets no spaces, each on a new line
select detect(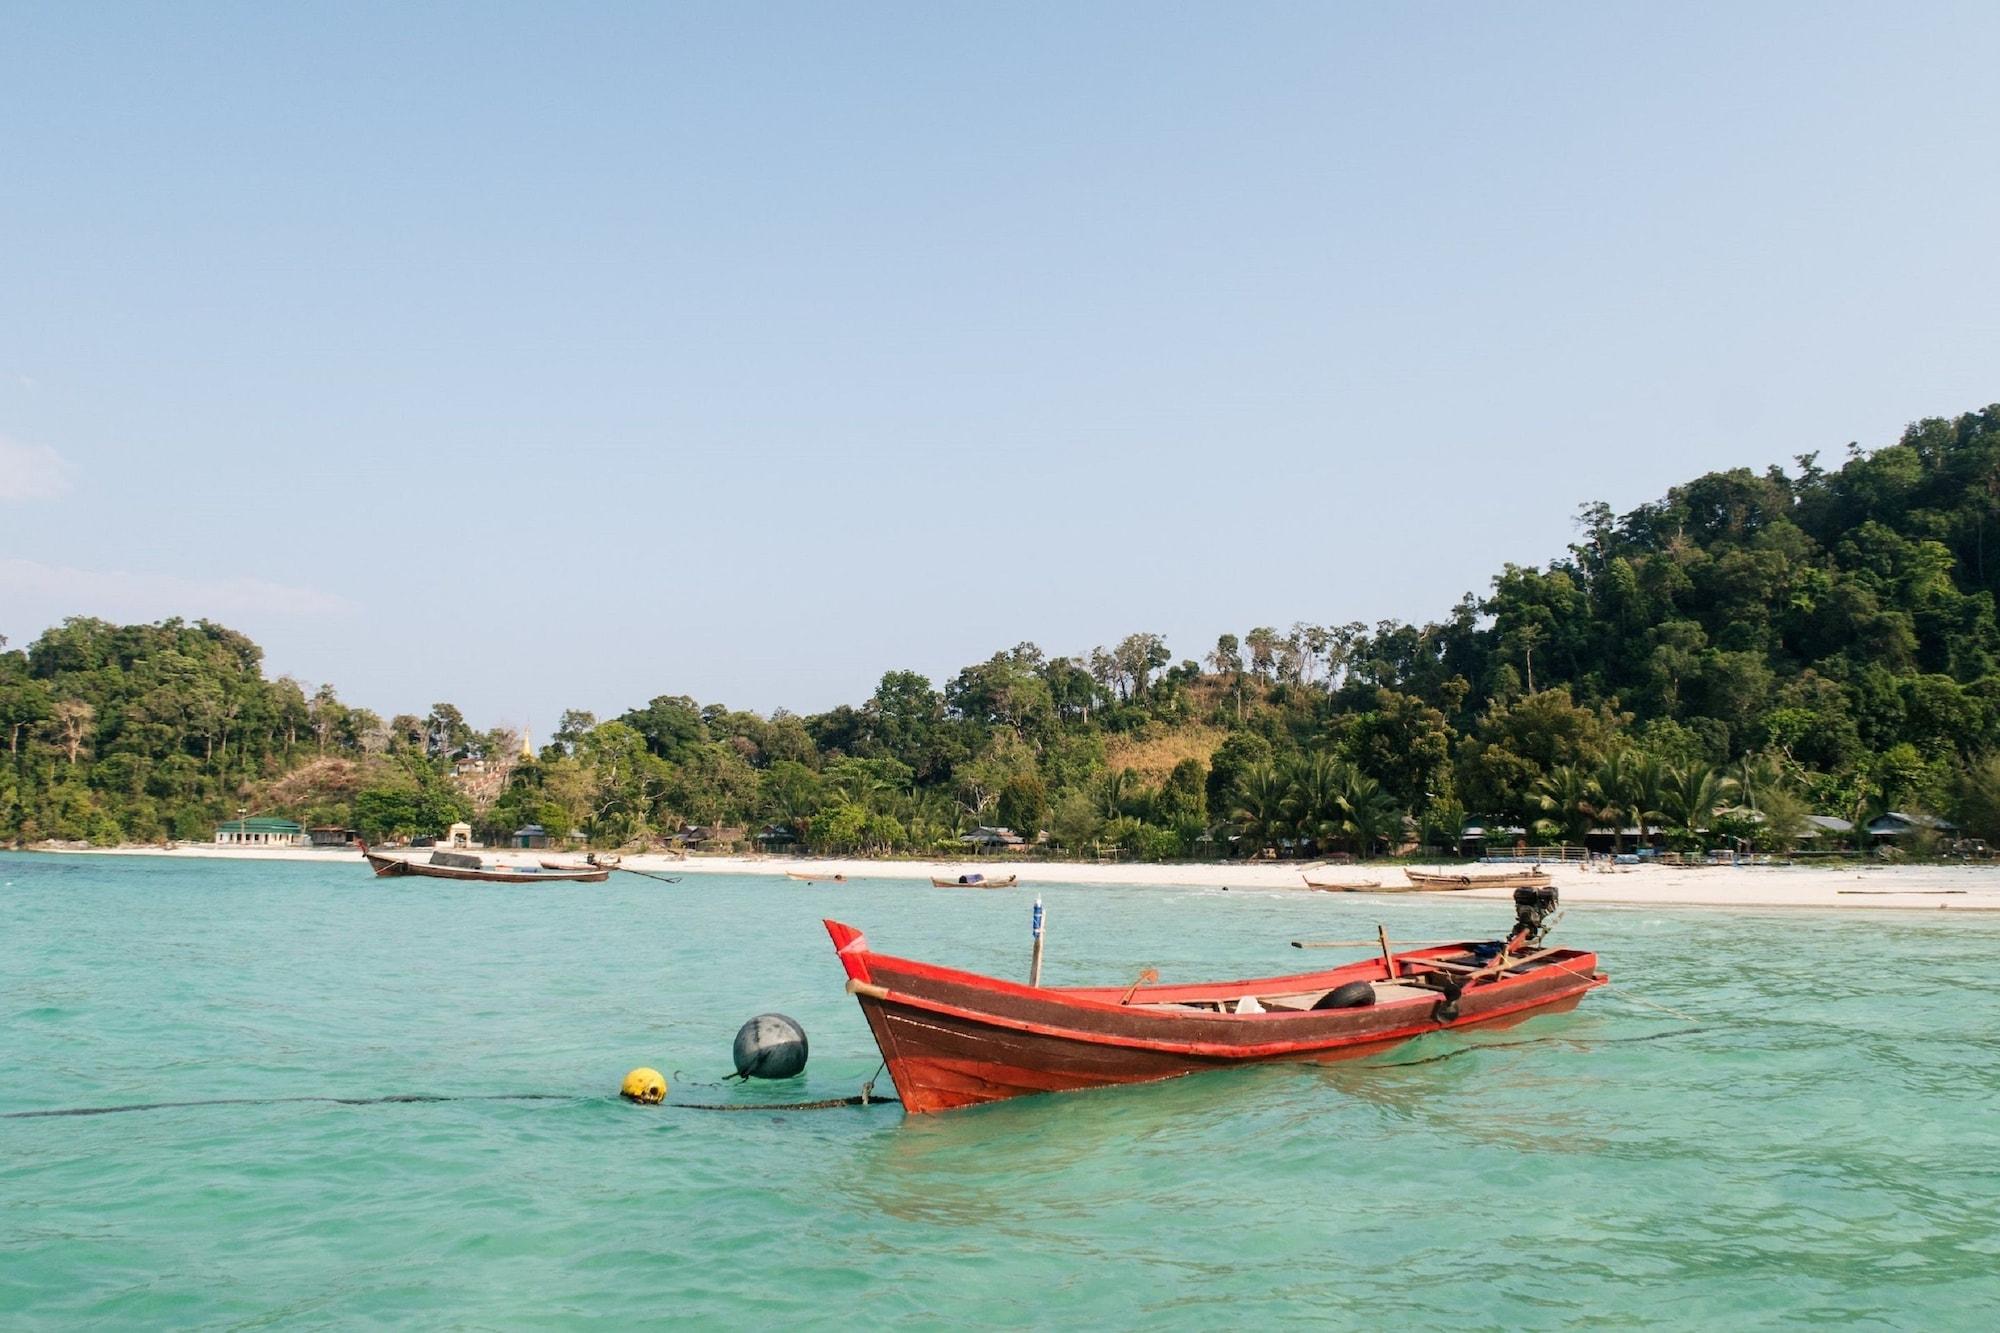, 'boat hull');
930,875,1018,888
827,920,1602,1114
1404,869,1553,891
362,850,611,884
